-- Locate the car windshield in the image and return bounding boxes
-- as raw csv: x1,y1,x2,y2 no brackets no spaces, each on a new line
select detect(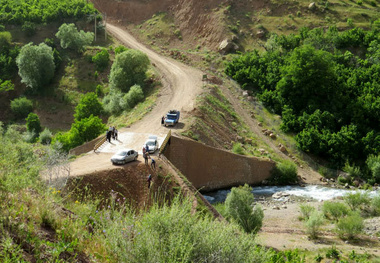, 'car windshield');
167,114,176,120
147,141,156,146
117,151,128,156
